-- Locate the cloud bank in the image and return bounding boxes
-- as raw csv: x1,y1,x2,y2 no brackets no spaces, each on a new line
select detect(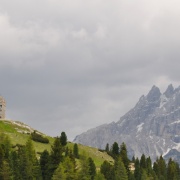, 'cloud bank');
0,0,180,140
